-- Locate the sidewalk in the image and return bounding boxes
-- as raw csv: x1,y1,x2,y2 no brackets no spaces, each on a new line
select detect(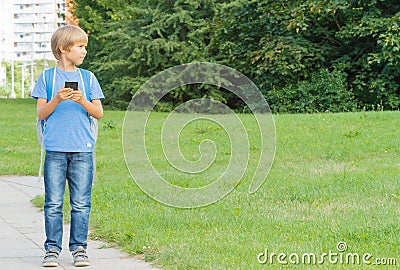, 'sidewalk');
0,176,160,270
